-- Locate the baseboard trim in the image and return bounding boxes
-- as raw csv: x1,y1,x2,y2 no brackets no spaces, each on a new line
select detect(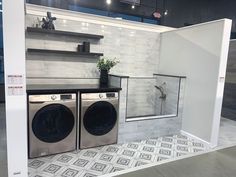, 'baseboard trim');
180,130,212,148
